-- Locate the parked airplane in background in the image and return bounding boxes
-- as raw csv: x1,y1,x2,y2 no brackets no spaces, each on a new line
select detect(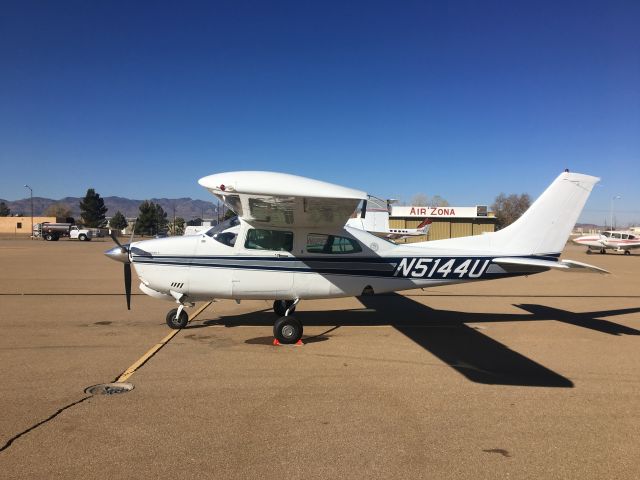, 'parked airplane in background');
573,230,640,255
346,195,432,240
106,170,607,345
